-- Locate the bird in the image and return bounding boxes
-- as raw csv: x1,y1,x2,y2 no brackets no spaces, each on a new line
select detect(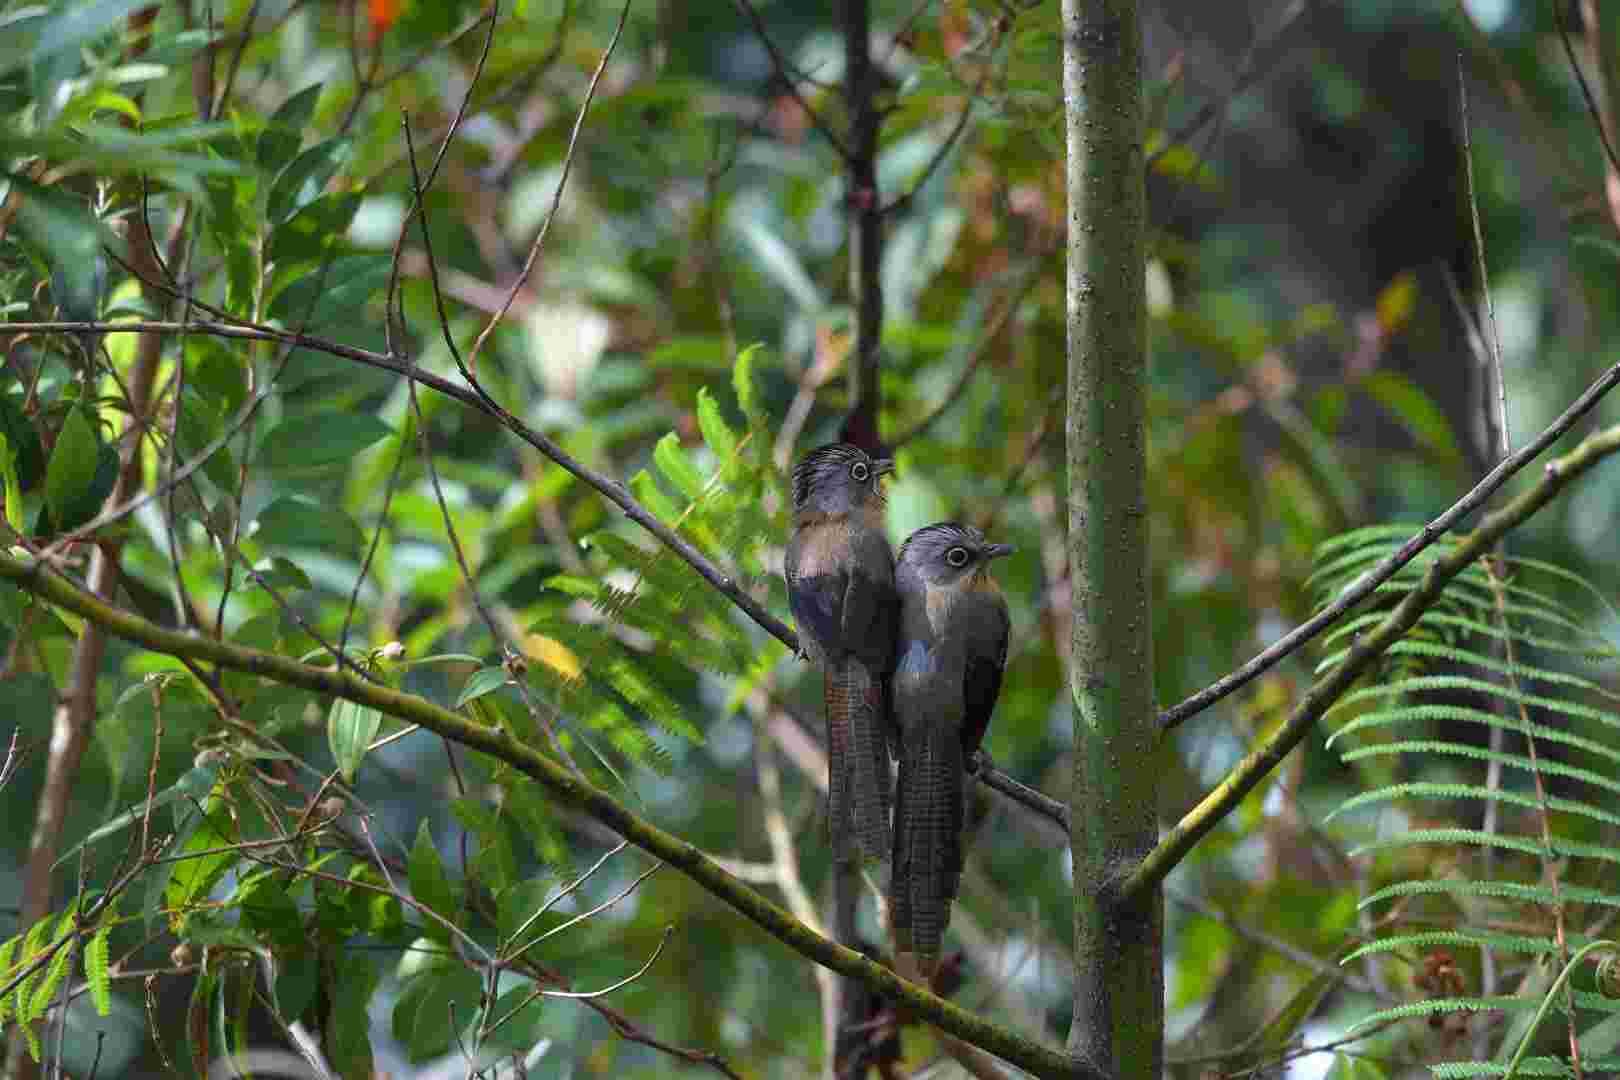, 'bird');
783,443,898,864
889,522,1012,975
